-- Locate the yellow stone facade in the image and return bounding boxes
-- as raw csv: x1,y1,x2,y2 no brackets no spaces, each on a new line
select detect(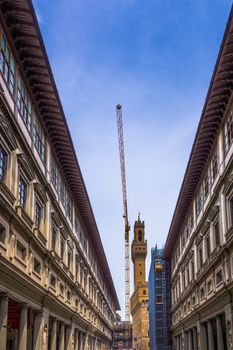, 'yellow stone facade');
130,216,149,350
